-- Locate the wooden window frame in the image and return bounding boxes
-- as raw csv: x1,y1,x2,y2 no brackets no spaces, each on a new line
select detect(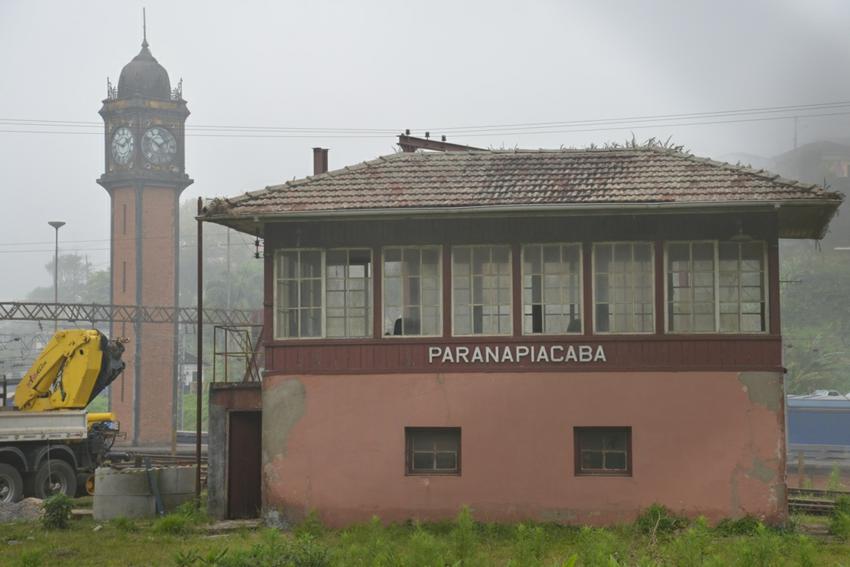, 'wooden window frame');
273,247,373,340
520,242,584,335
574,426,632,477
664,240,769,334
405,427,461,476
592,241,655,334
451,245,513,337
381,245,443,338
